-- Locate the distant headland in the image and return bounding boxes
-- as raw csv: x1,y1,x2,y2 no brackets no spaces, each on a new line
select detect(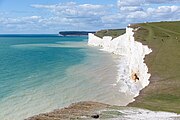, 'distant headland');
59,31,95,36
